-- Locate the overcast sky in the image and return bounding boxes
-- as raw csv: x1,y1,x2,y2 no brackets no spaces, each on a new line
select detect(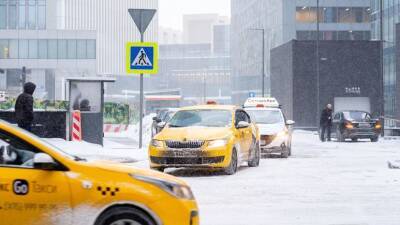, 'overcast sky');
159,0,230,30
